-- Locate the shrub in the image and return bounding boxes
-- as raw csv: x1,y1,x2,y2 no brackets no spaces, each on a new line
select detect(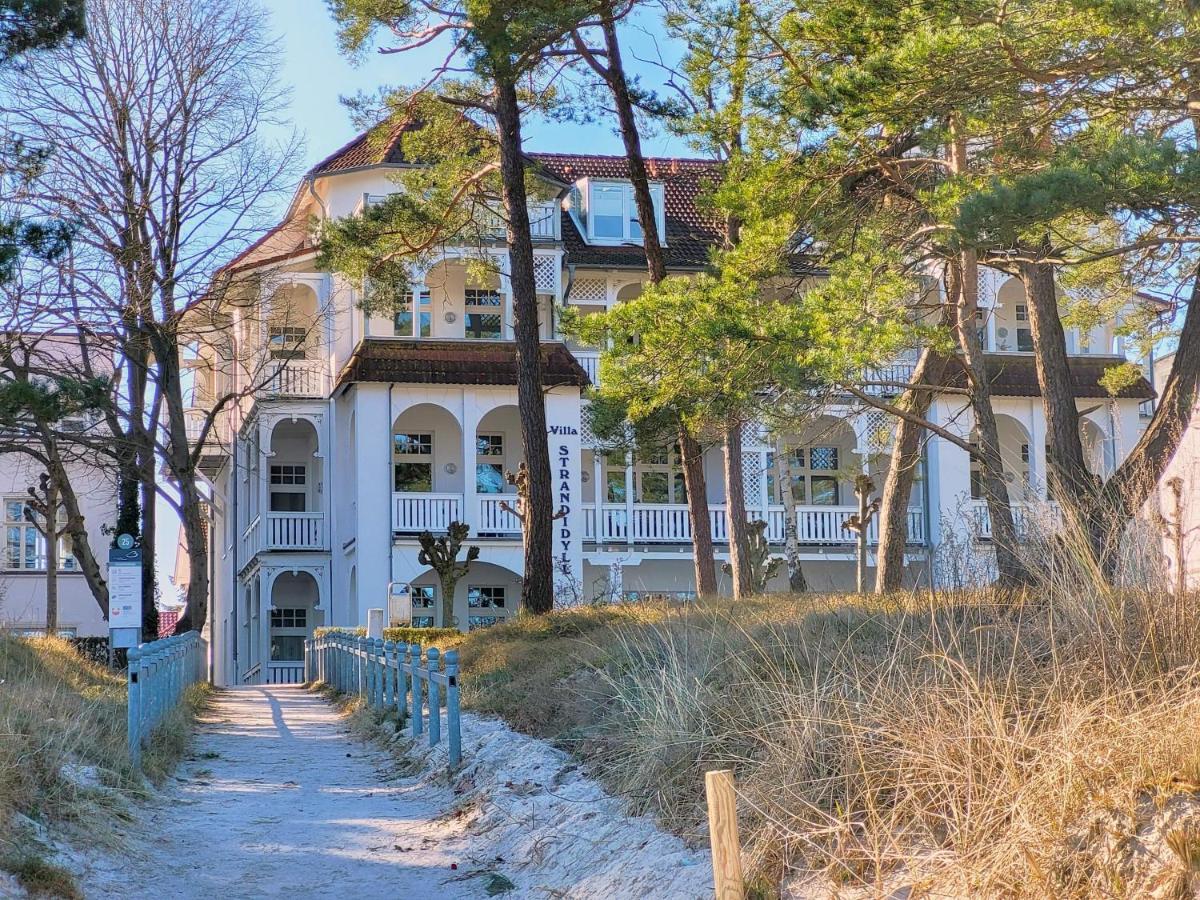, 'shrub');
314,625,464,648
